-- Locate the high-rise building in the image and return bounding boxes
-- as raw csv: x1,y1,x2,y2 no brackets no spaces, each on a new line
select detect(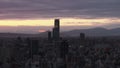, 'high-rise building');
80,33,85,40
54,19,60,28
31,40,39,56
48,31,52,41
80,33,85,46
53,19,60,40
60,40,69,58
